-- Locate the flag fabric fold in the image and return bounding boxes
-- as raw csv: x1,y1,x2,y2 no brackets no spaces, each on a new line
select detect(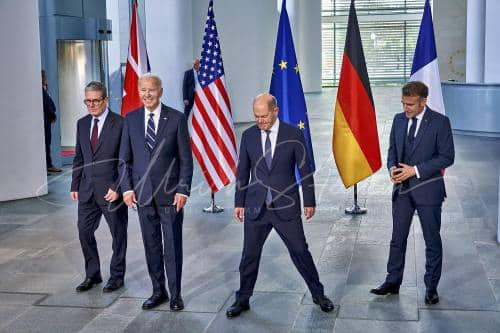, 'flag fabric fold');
410,0,445,114
121,0,151,116
270,0,315,174
189,0,238,193
332,0,381,188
